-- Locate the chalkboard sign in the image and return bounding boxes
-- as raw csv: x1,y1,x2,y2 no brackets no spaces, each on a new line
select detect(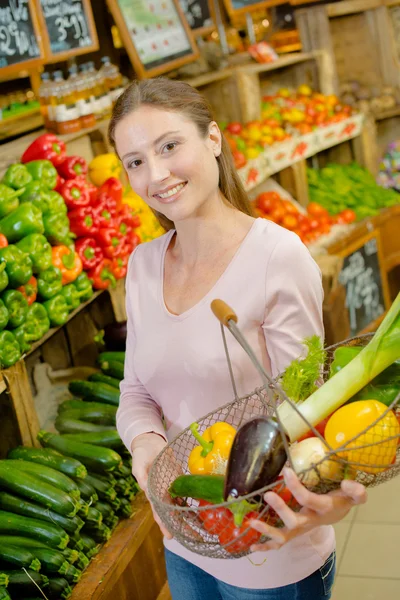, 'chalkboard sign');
223,0,281,18
338,232,390,336
106,0,199,79
0,0,44,75
36,0,98,62
179,0,214,34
